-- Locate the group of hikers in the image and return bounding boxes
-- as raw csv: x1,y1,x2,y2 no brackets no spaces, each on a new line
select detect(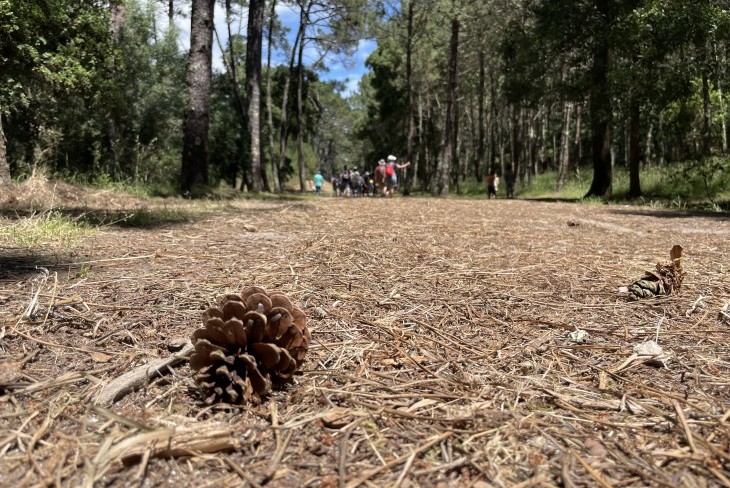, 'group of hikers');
312,156,516,199
485,167,516,199
315,155,411,198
